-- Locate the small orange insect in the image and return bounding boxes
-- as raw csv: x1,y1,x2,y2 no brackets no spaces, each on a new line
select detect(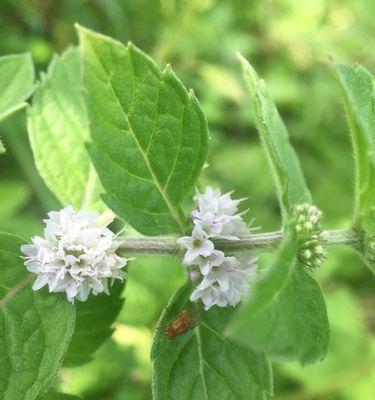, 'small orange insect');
165,309,200,340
